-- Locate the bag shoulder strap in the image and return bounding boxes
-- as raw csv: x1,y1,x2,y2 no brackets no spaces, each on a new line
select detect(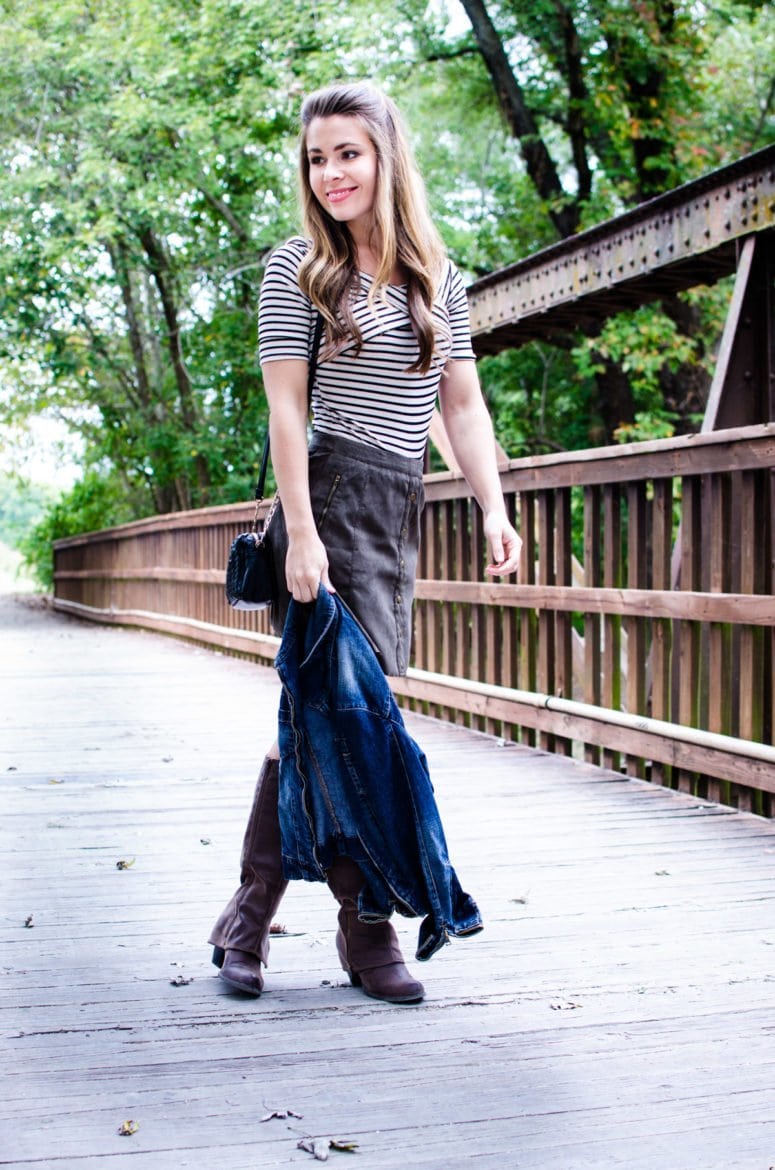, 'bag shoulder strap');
254,311,324,508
